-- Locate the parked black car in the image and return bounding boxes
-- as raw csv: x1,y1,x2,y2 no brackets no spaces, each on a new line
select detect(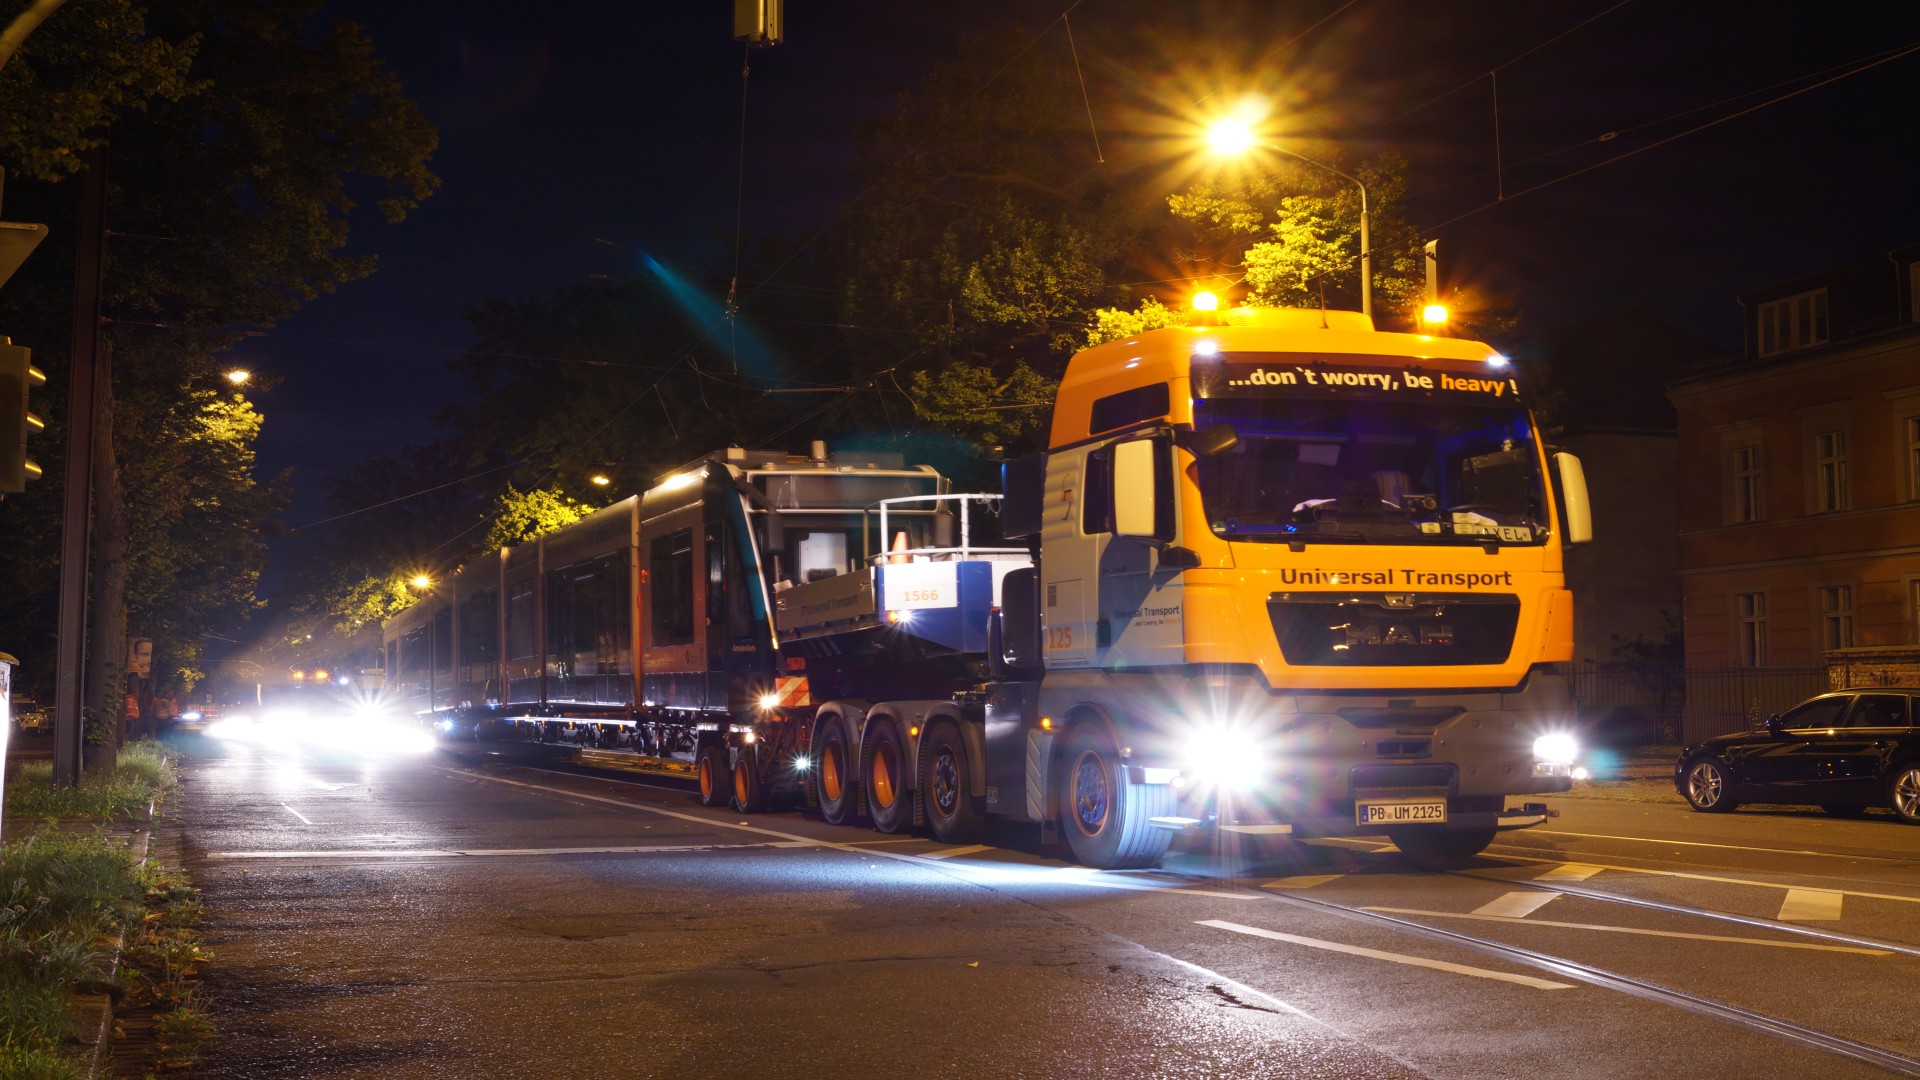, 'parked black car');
1676,688,1920,823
